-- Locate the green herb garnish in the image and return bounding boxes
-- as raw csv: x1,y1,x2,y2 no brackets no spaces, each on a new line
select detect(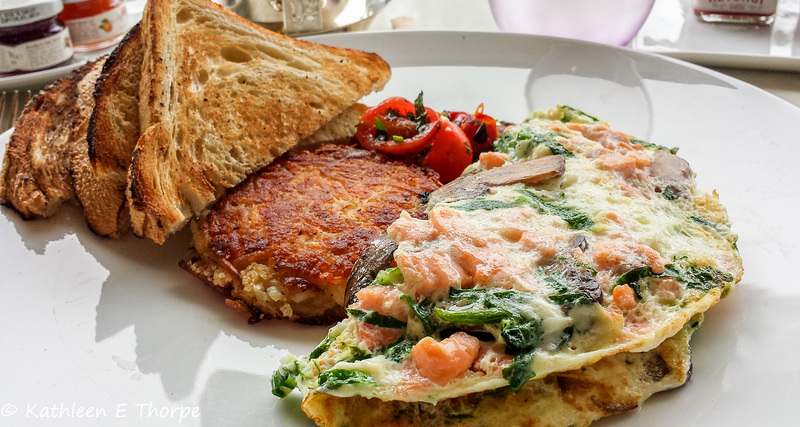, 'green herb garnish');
347,309,407,329
317,369,375,390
